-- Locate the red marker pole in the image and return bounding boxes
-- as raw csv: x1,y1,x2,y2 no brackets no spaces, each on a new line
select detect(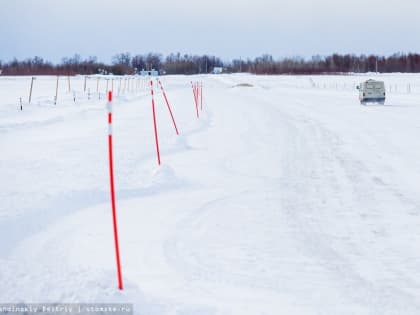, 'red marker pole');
107,91,124,290
150,80,161,165
196,82,200,110
158,80,179,135
195,82,199,109
200,82,203,110
191,81,199,118
196,82,201,111
195,82,198,107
